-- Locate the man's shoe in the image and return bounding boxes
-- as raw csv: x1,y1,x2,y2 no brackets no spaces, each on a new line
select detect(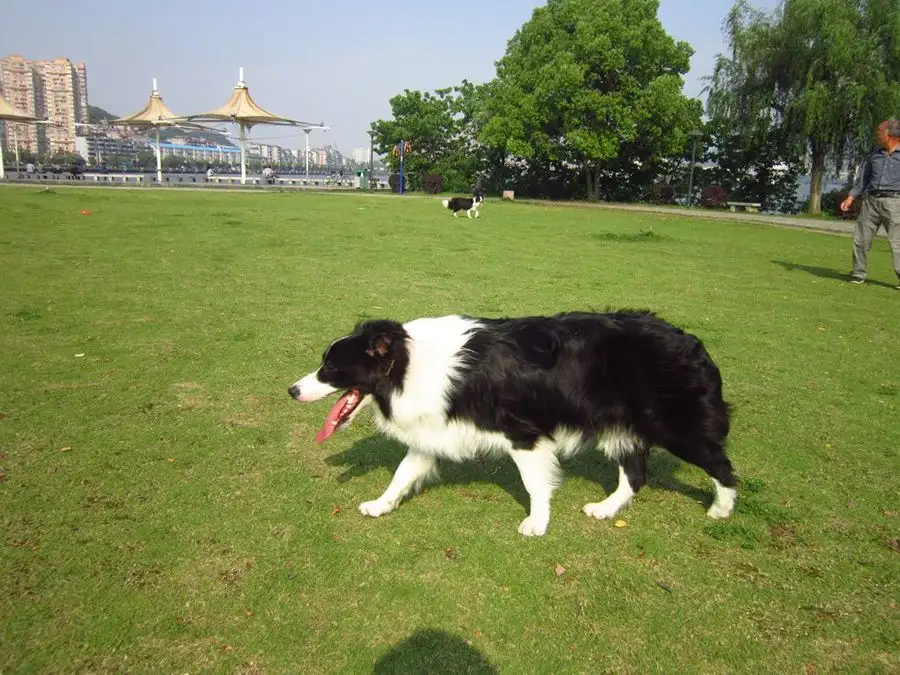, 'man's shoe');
849,276,866,284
